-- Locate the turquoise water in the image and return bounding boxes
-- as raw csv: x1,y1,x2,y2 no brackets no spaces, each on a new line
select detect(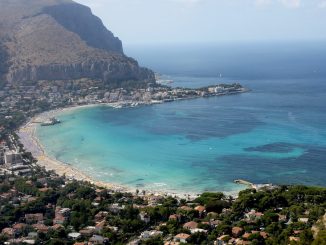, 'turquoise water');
36,79,326,194
37,43,326,194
